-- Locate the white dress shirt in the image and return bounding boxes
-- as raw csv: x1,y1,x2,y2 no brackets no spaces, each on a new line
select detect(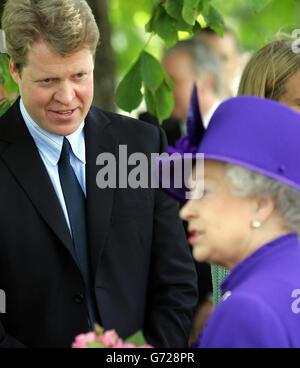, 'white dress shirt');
20,98,86,233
